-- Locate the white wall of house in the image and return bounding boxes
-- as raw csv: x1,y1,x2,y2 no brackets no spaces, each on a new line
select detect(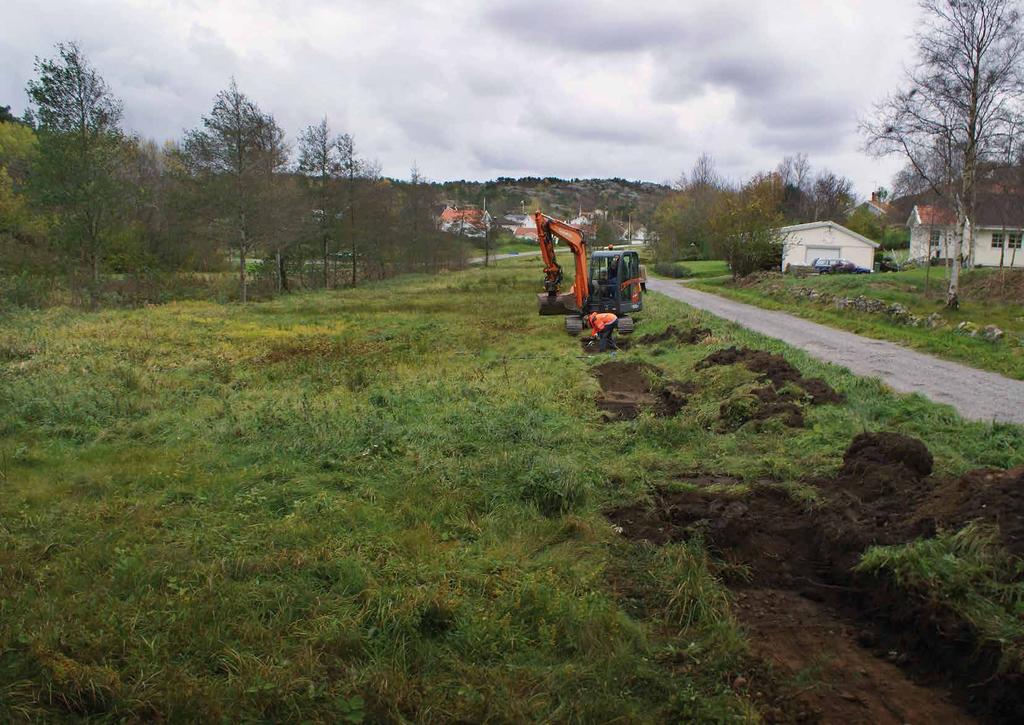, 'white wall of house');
975,229,1024,267
780,221,878,271
908,225,1024,267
